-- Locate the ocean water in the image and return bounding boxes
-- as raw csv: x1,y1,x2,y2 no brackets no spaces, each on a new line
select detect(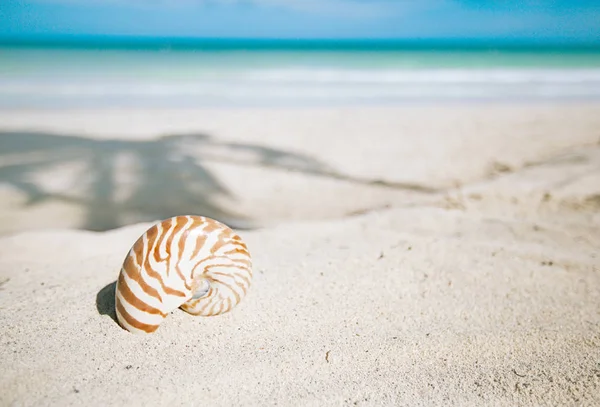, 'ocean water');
1,39,600,108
